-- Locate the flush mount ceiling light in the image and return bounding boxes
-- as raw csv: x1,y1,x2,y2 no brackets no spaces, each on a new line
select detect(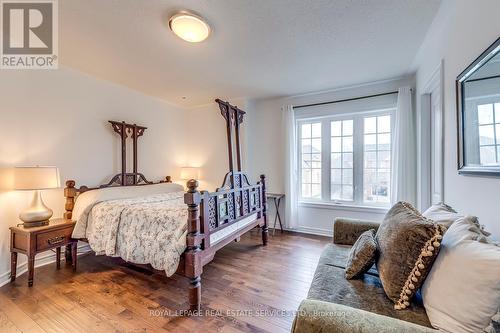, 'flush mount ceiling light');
169,12,211,43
